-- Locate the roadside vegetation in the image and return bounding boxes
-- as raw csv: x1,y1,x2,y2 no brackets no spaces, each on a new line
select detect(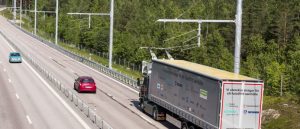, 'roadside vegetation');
262,95,300,129
1,9,141,78
1,0,300,128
